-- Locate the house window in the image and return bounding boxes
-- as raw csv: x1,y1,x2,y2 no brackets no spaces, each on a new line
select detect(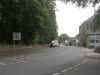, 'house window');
89,40,99,43
87,24,89,29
